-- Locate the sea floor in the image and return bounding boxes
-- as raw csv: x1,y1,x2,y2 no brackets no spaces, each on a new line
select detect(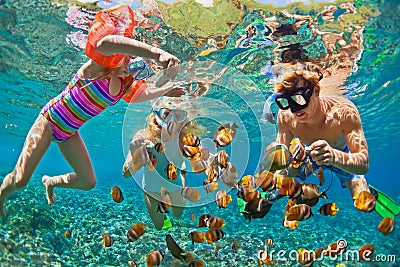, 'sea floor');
0,173,399,267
